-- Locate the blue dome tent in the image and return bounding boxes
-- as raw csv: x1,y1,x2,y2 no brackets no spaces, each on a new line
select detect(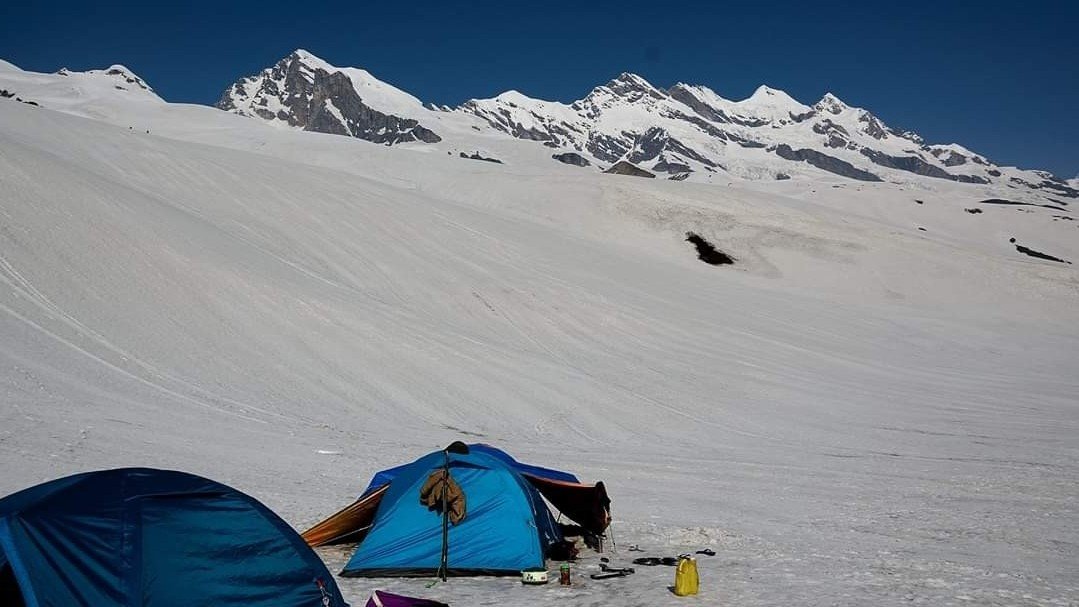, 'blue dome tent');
303,443,610,578
0,468,346,607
